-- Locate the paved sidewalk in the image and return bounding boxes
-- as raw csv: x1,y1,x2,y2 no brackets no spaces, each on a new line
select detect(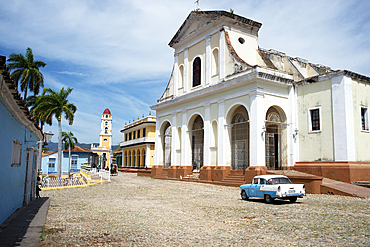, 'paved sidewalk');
0,197,50,246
